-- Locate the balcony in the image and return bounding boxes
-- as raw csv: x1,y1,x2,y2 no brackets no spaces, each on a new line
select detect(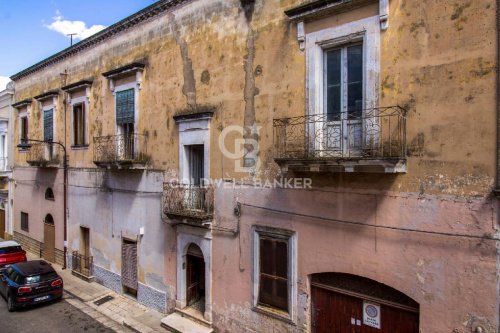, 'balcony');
163,183,214,224
25,142,61,168
93,134,148,169
71,251,94,282
273,106,407,173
